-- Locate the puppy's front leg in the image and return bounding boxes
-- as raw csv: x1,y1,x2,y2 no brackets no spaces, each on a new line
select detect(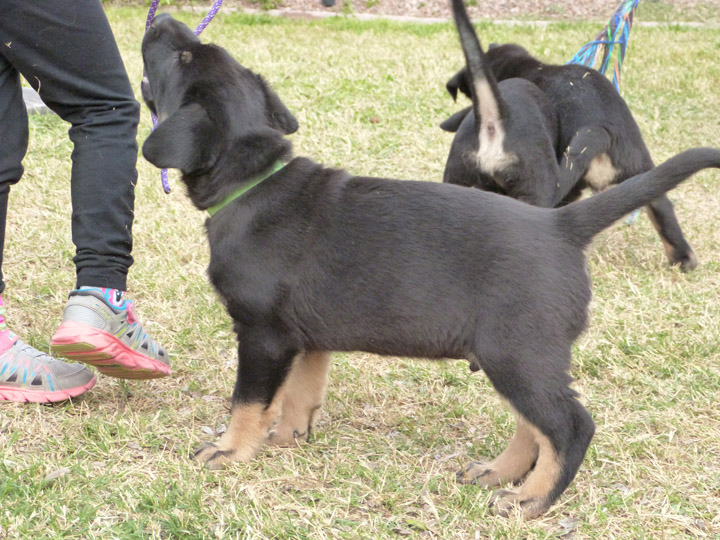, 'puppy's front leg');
194,331,298,470
269,351,331,446
194,402,279,469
